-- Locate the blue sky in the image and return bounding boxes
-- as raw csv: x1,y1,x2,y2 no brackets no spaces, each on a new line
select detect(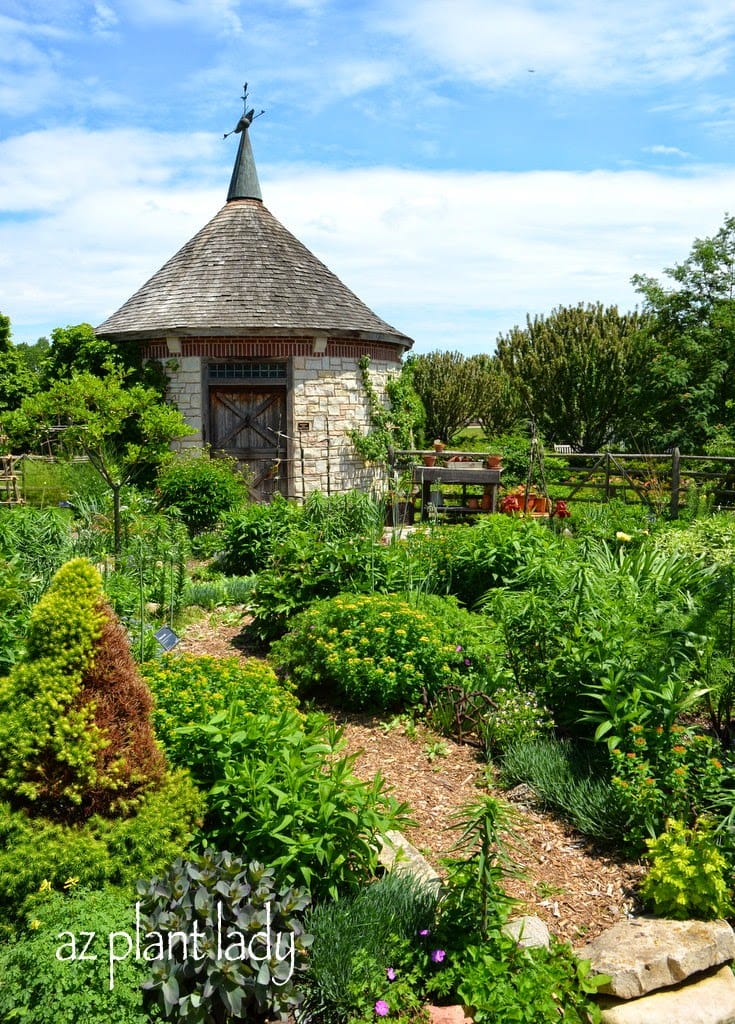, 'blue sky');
3,1,735,355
